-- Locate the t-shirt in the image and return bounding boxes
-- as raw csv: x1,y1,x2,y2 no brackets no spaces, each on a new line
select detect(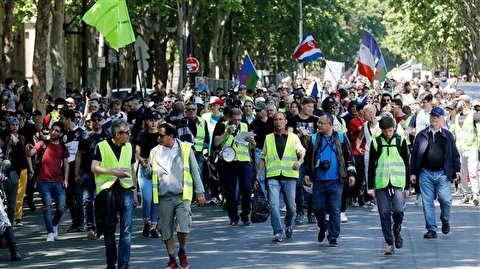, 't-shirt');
349,116,365,155
79,130,110,173
35,141,69,182
287,114,319,147
63,127,88,164
250,117,274,150
136,130,160,158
